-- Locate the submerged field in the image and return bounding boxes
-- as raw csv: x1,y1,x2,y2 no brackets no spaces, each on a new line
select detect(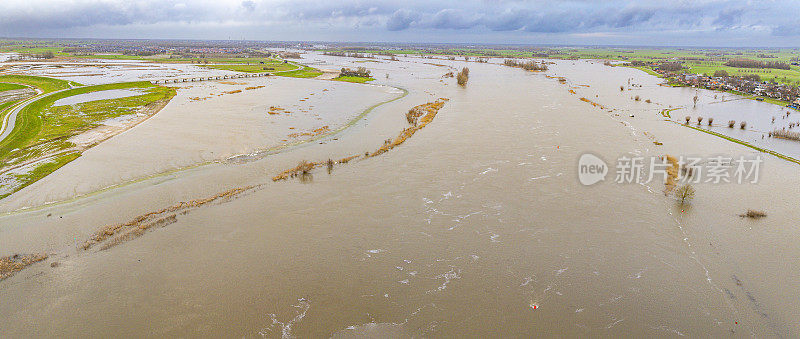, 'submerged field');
0,80,175,197
0,50,799,337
